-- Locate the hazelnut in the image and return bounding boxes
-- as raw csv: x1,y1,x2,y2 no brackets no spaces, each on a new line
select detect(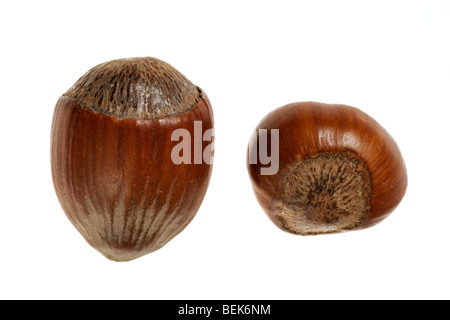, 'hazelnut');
51,57,214,261
247,102,407,235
